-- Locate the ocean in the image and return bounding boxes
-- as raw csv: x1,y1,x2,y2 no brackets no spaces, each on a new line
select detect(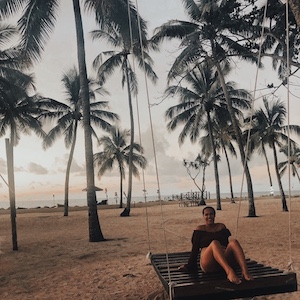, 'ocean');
1,189,299,209
0,195,164,209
